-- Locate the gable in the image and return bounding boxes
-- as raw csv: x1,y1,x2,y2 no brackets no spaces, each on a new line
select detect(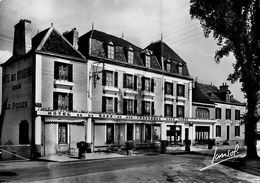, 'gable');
40,30,83,58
